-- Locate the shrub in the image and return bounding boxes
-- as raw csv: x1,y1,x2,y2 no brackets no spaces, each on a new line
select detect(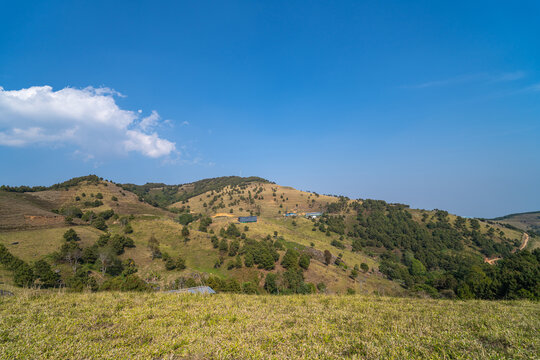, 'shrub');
178,213,194,225
210,235,219,249
91,217,107,231
281,249,299,269
63,229,80,242
264,273,278,294
219,239,229,252
360,263,369,272
331,239,345,249
299,254,310,270
123,223,133,234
